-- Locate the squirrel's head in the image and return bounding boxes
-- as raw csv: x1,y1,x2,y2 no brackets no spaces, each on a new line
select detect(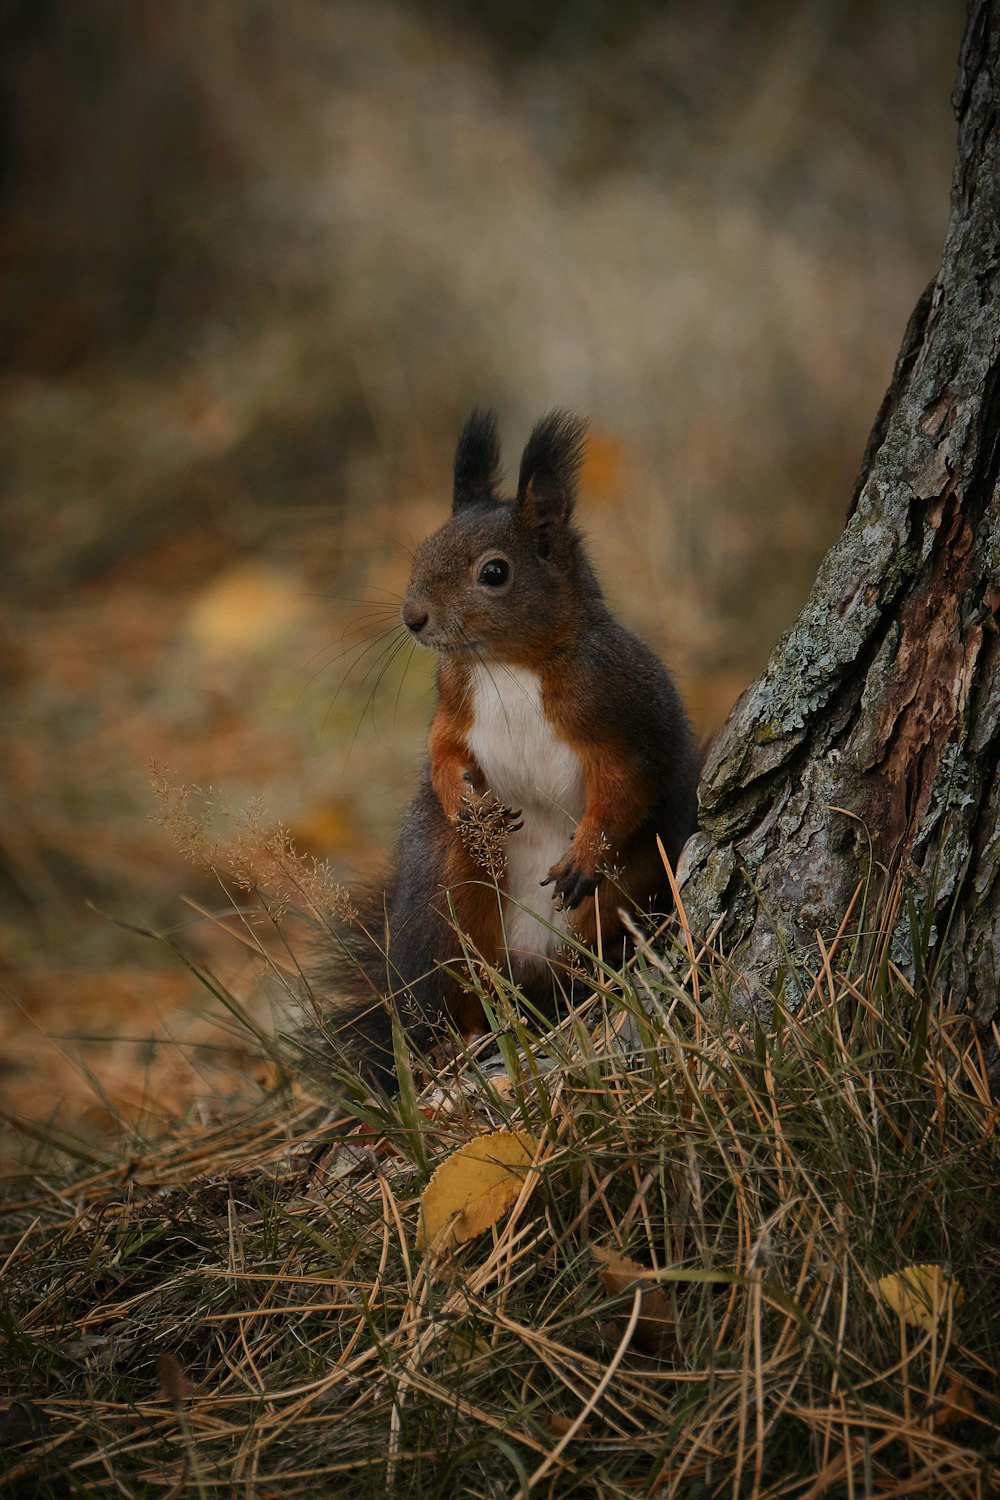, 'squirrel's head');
401,409,591,664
